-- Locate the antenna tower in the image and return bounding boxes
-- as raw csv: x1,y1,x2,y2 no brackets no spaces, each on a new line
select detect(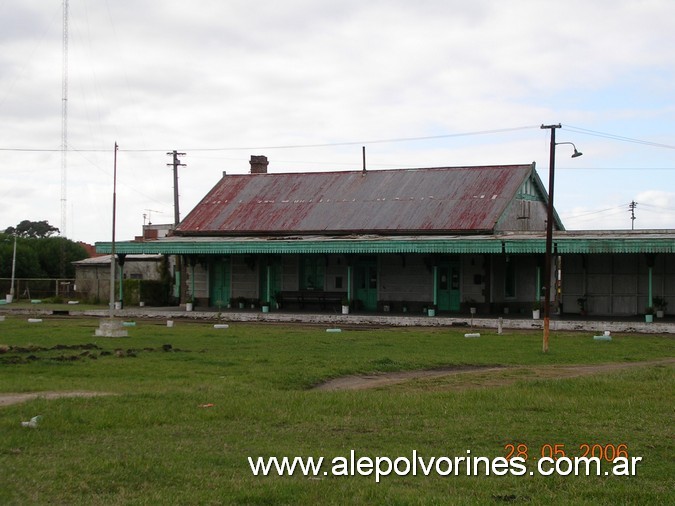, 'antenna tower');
60,0,69,237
